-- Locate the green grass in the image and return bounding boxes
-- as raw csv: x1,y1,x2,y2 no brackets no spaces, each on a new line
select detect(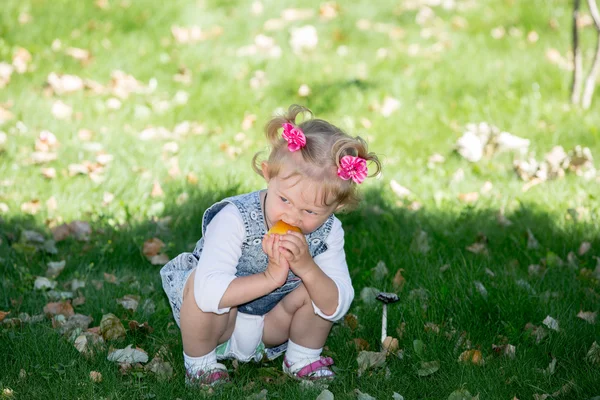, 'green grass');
1,0,600,398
